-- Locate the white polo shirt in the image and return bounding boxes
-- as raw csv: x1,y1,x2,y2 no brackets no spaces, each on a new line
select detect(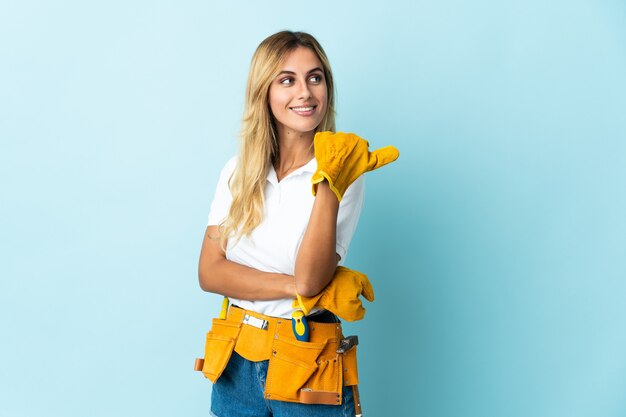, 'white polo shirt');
207,155,365,318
